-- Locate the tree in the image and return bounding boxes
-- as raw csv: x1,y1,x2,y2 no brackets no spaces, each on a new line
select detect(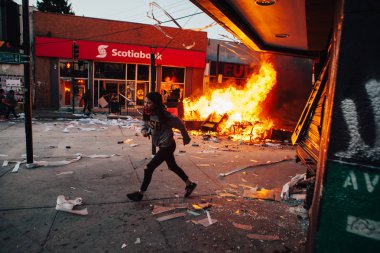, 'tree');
36,0,75,15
